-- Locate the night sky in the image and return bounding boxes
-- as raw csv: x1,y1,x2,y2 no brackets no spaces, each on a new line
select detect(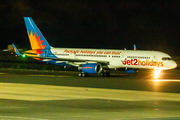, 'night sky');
1,1,180,55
